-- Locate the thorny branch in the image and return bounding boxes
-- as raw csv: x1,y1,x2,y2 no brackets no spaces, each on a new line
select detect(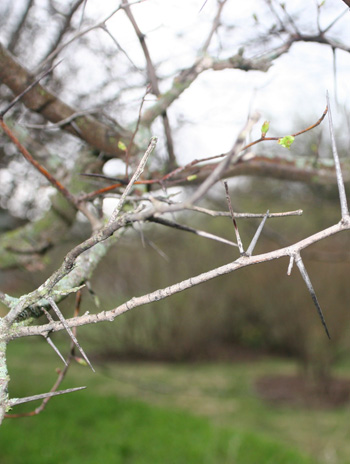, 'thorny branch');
1,1,350,423
1,101,347,420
